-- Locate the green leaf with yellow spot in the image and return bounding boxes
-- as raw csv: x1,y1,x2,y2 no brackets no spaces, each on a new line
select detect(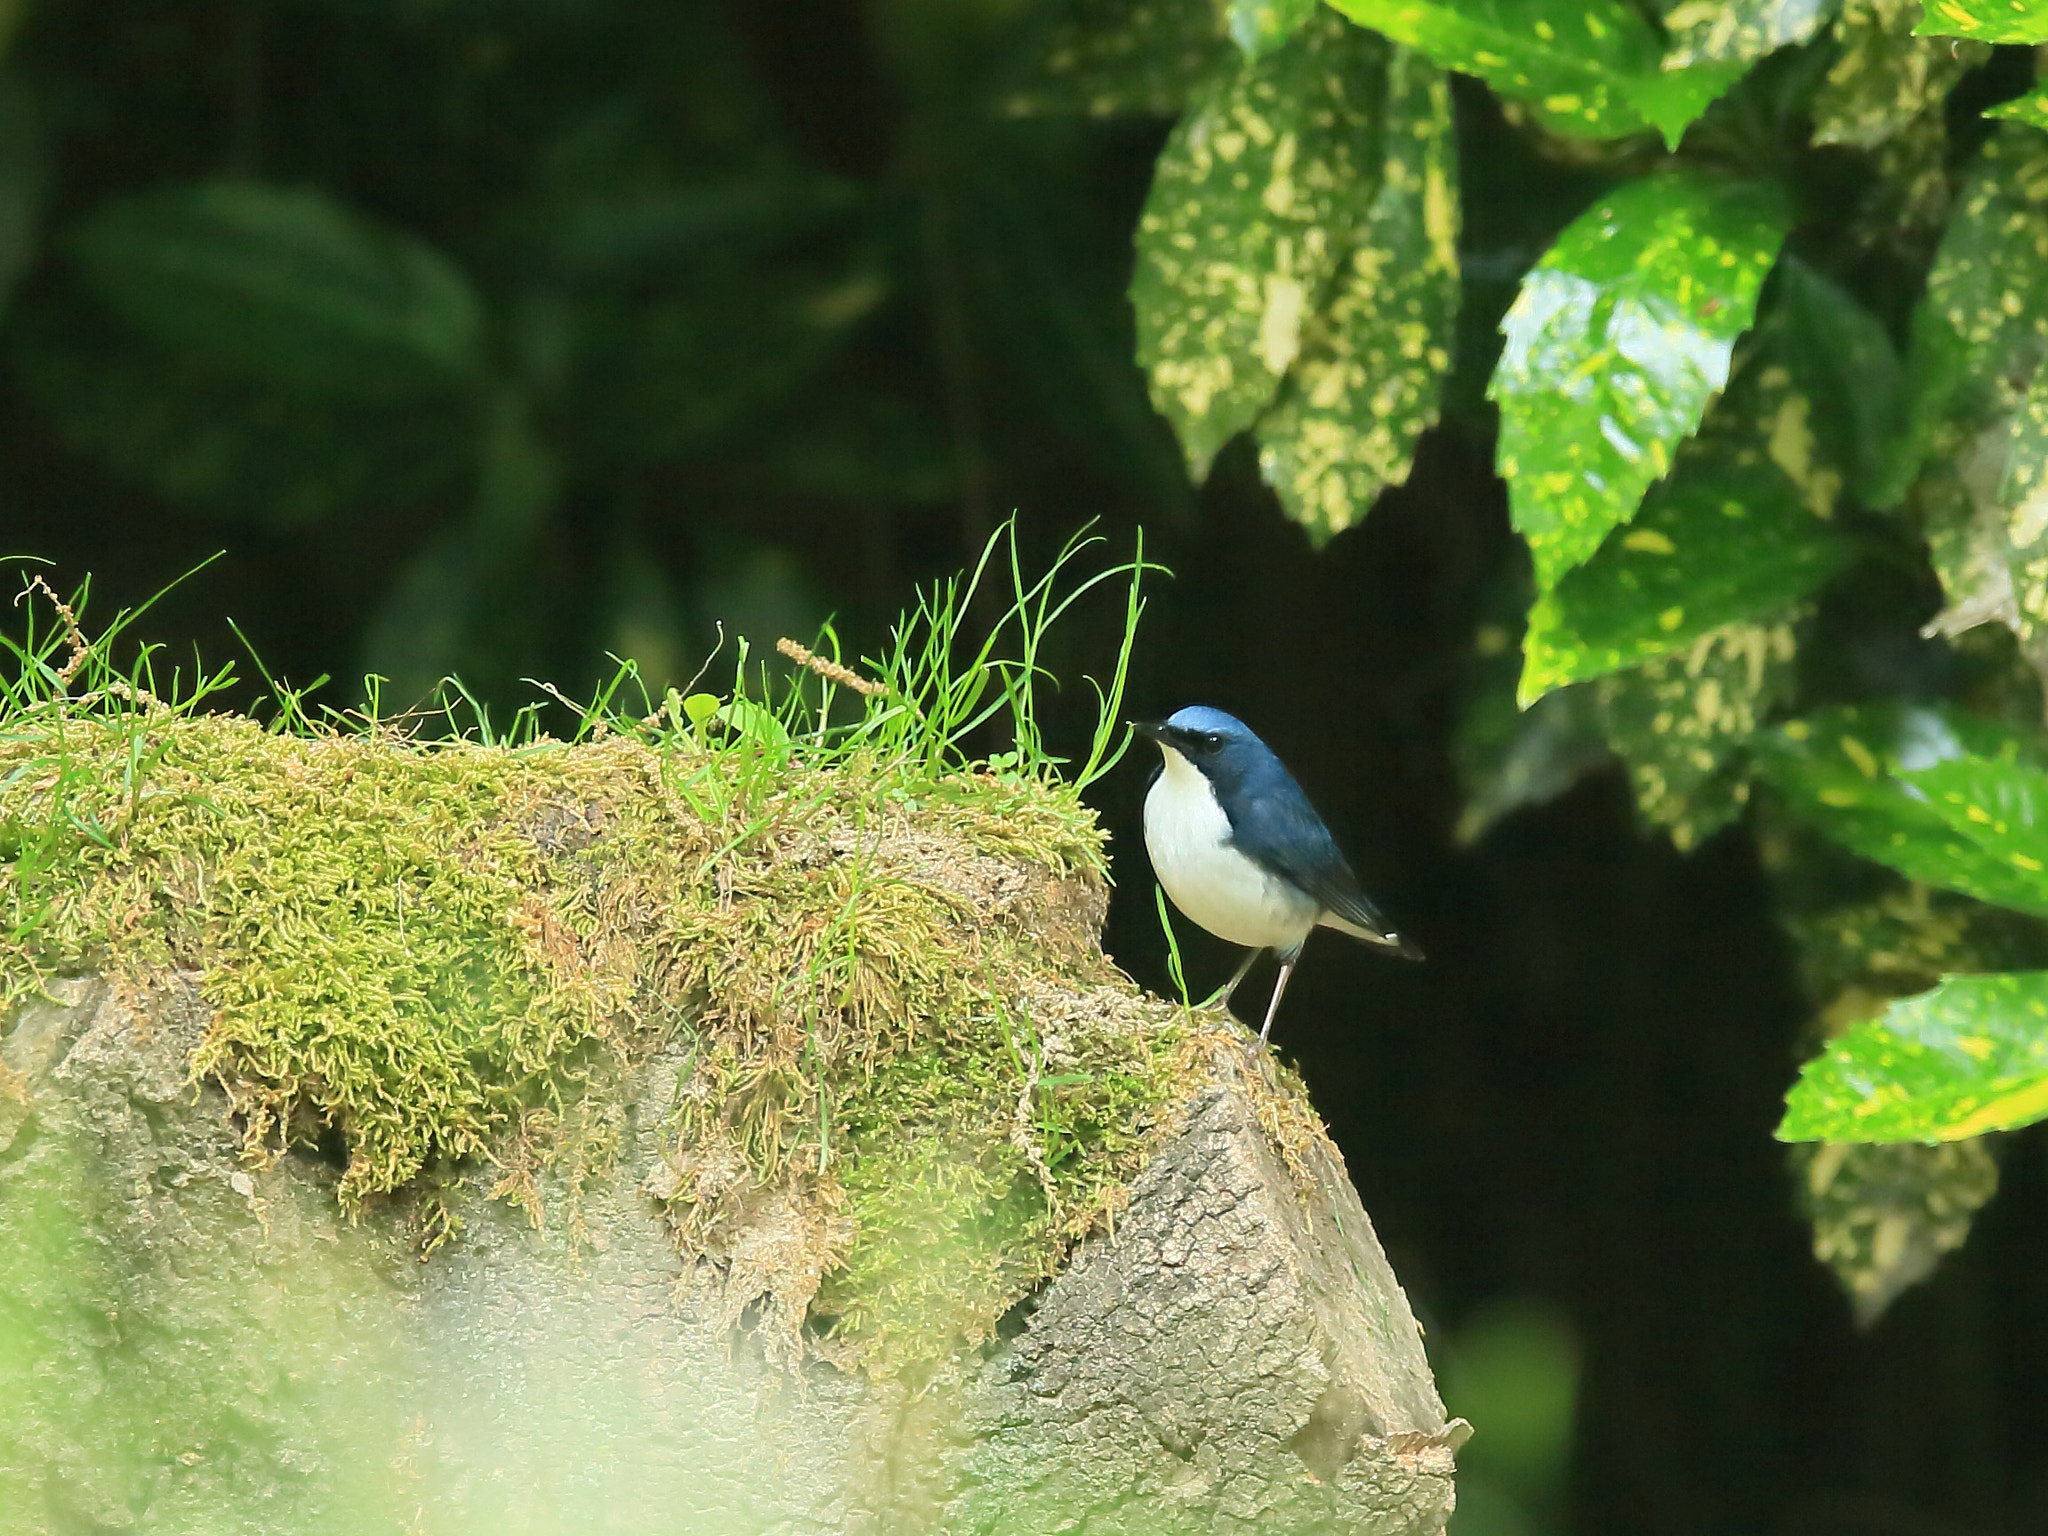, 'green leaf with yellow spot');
1007,0,1232,118
1323,0,1666,139
1795,1139,2000,1325
1780,970,2048,1142
1899,755,2048,905
1662,0,1842,68
1778,257,1903,504
1132,10,1383,479
1988,85,2048,129
1915,368,2048,688
1255,45,1459,543
1925,128,2048,378
1229,0,1317,56
1489,170,1791,593
1883,133,2048,681
1813,0,1986,151
1913,0,2048,42
1517,350,1851,701
1323,0,1752,145
1753,706,2048,916
1589,615,1801,849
